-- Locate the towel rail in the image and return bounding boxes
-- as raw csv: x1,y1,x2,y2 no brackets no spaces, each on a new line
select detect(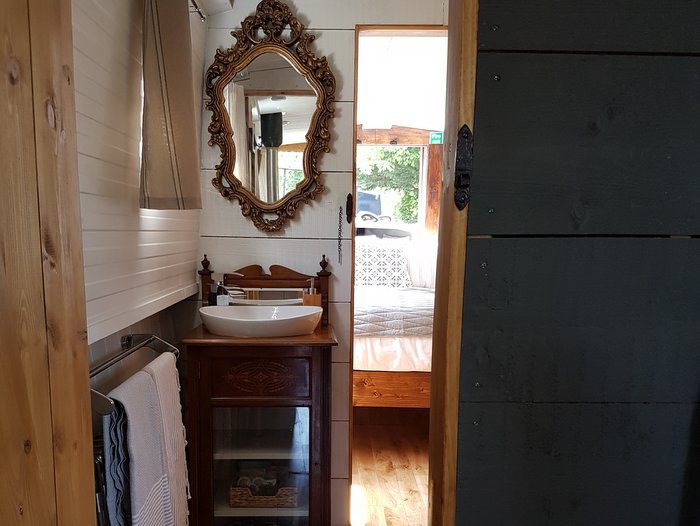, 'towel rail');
89,334,180,415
